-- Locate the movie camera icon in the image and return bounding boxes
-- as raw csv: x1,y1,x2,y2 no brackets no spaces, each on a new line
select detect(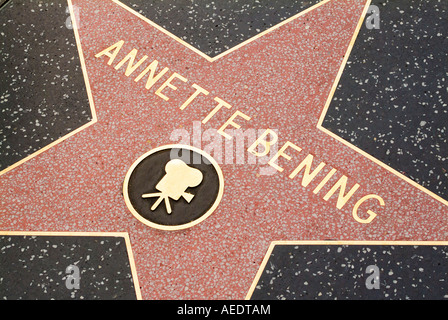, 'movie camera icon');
142,159,203,214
